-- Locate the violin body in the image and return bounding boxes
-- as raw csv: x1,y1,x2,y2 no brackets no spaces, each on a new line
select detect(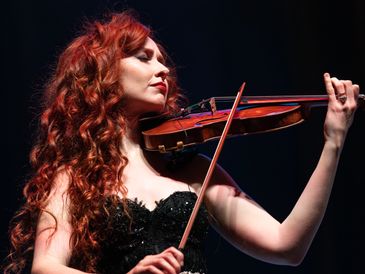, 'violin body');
143,104,306,152
141,94,365,153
